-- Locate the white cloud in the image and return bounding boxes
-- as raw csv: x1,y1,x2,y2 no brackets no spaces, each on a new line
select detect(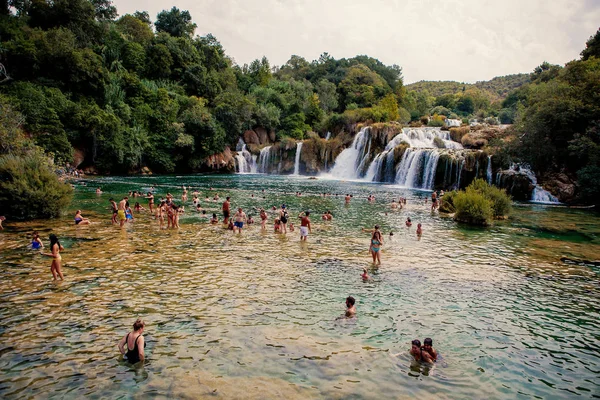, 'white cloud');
112,0,600,83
